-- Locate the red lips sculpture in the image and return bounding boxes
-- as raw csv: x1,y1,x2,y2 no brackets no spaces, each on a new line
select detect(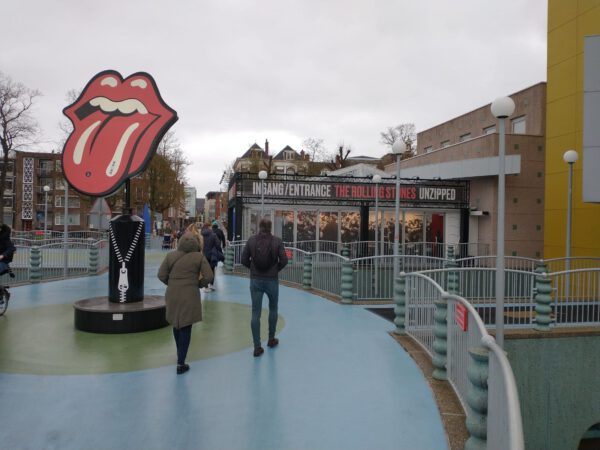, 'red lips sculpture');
62,70,178,197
